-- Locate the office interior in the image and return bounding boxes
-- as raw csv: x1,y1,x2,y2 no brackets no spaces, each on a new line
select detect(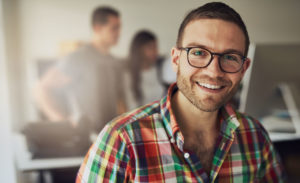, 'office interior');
1,0,300,182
